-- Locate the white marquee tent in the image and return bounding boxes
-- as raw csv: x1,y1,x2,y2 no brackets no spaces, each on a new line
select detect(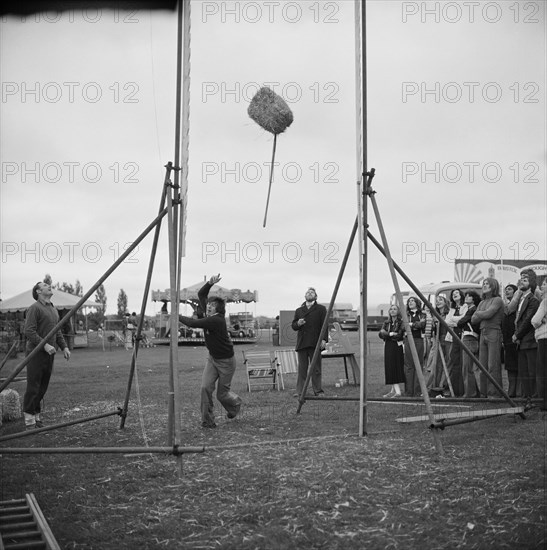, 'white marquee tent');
0,289,101,313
